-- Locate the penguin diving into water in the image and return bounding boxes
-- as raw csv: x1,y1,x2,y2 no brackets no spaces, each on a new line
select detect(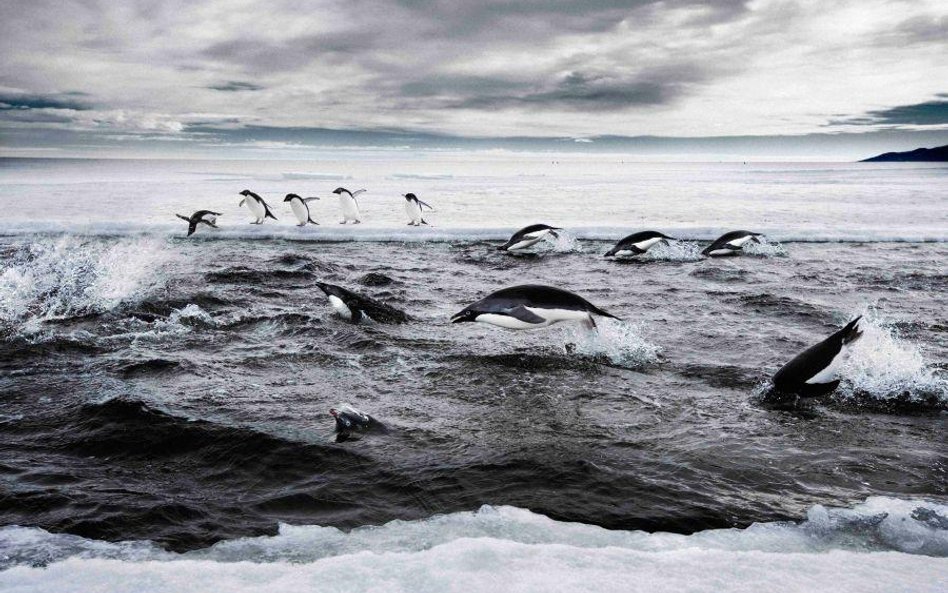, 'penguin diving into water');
498,224,562,252
175,210,221,237
451,284,619,331
315,282,411,323
605,231,676,258
767,316,864,403
238,190,278,224
333,187,367,224
284,193,320,226
702,230,762,257
403,193,434,226
330,404,386,443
